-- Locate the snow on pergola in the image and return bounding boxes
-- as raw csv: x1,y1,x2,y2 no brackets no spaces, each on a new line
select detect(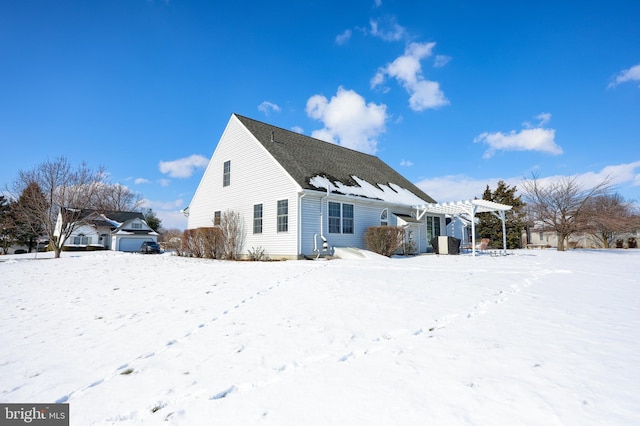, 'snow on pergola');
415,199,513,256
